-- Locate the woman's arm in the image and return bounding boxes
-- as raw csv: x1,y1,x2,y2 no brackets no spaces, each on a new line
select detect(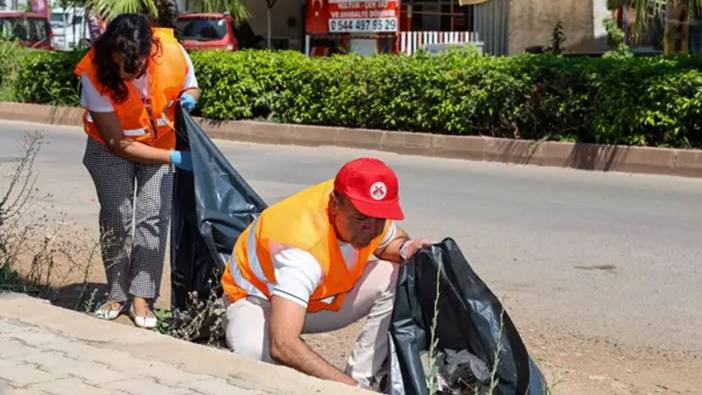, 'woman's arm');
90,111,172,165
